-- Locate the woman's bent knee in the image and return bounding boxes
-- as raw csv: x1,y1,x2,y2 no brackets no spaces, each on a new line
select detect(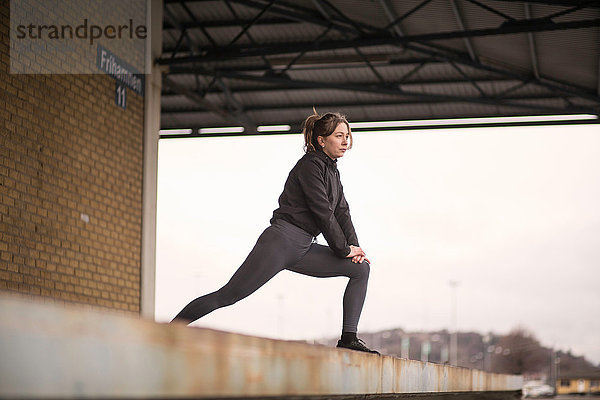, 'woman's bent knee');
359,260,370,278
347,259,370,279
